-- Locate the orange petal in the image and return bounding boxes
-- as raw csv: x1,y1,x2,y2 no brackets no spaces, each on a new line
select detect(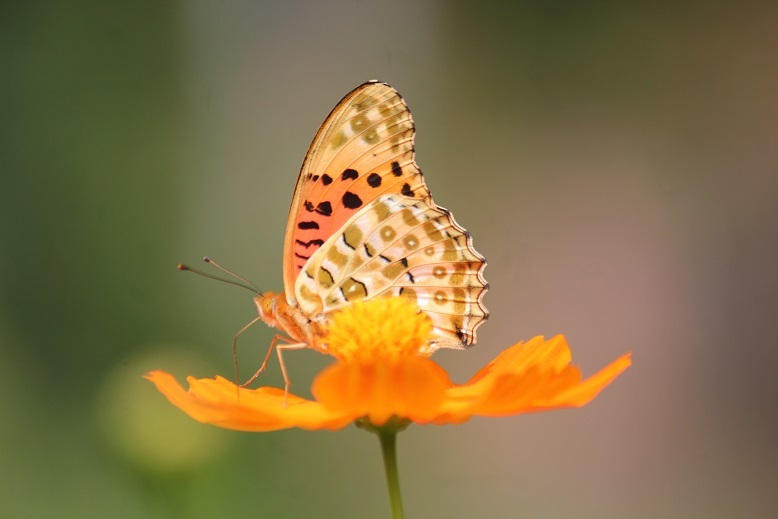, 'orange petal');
468,354,631,417
146,371,353,432
312,358,452,426
545,352,632,408
466,335,572,386
436,337,631,420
